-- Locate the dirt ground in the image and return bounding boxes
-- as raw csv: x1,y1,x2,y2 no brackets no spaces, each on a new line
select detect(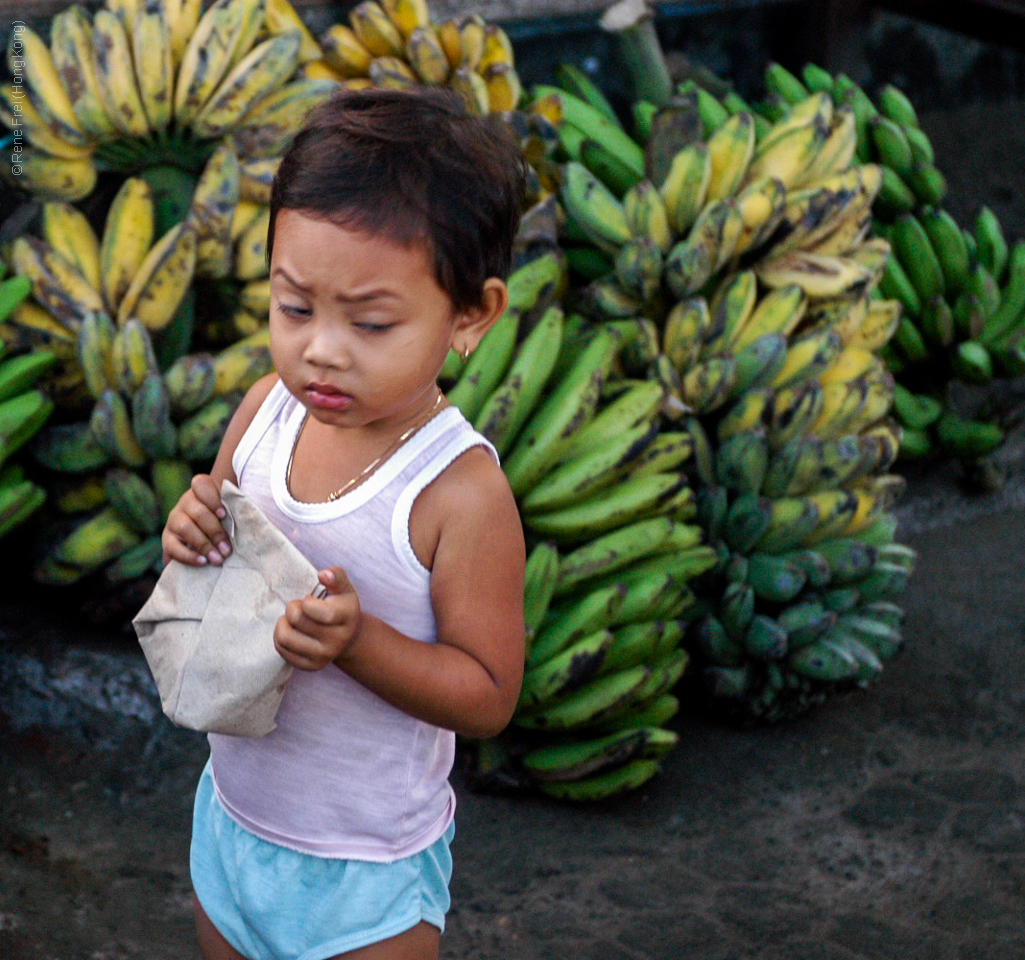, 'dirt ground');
1,100,1025,960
